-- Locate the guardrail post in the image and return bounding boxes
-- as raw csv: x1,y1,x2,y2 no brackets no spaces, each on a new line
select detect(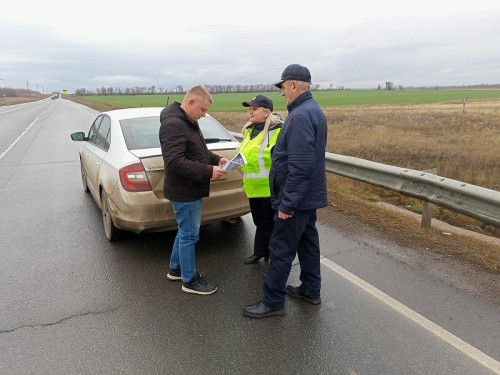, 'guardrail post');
421,168,437,229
